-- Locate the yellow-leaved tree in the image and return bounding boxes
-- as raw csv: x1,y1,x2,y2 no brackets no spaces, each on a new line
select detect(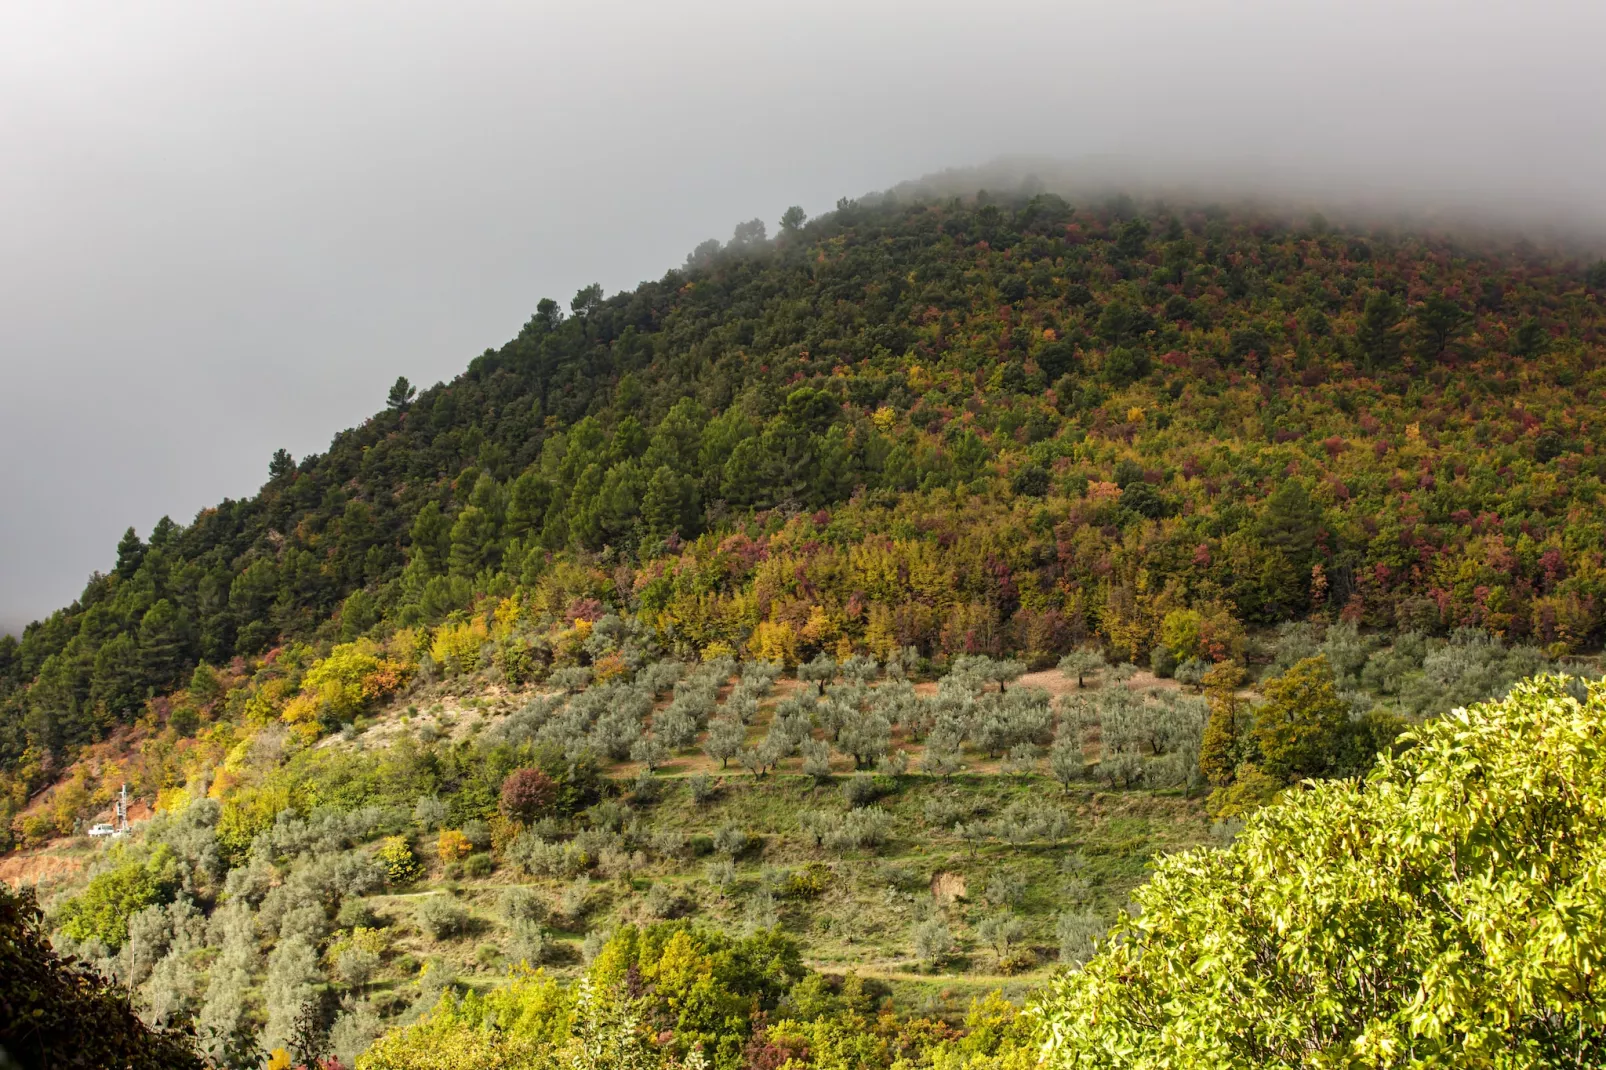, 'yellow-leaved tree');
358,971,710,1070
281,638,411,740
